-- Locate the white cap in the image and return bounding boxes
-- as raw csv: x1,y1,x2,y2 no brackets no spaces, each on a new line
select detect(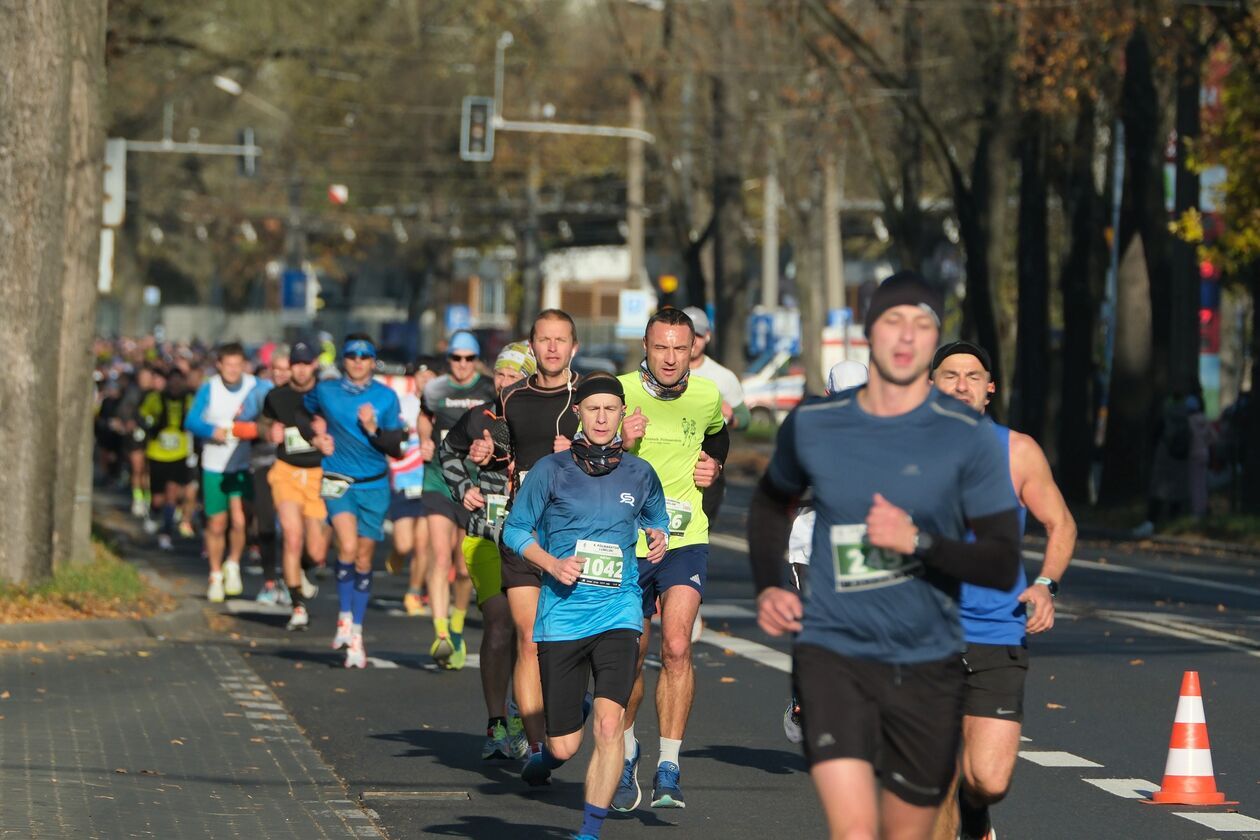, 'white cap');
827,361,869,394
